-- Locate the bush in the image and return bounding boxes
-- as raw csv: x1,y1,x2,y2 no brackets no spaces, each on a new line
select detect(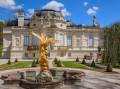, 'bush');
81,59,86,64
36,58,39,64
76,57,79,62
7,59,11,64
54,57,58,64
57,60,62,67
15,58,18,63
106,63,113,72
31,60,36,67
91,60,96,67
